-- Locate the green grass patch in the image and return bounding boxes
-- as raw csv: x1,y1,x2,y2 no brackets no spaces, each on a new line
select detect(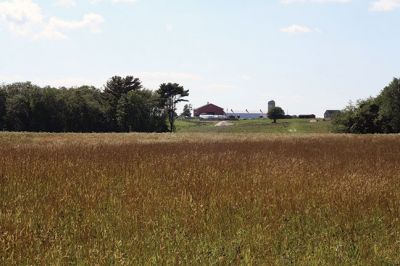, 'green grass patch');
175,118,332,133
